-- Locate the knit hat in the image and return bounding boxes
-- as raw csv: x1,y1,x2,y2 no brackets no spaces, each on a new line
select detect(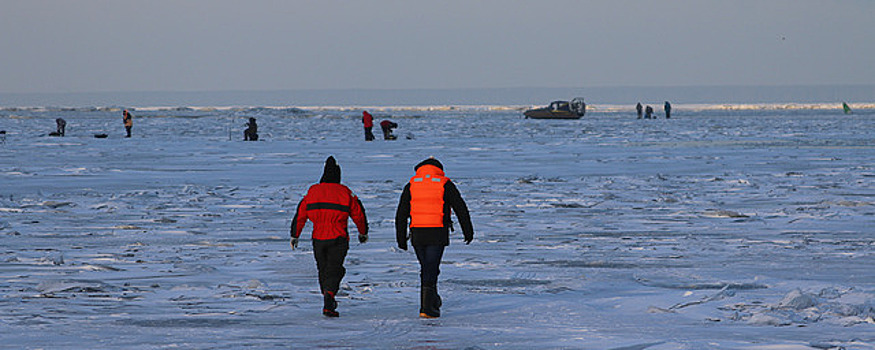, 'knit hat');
414,157,443,171
320,156,341,183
